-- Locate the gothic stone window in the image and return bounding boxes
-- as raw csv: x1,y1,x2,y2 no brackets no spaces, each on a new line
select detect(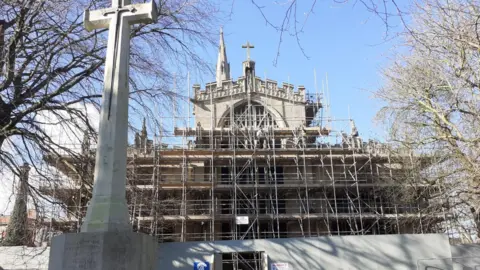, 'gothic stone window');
222,102,278,128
